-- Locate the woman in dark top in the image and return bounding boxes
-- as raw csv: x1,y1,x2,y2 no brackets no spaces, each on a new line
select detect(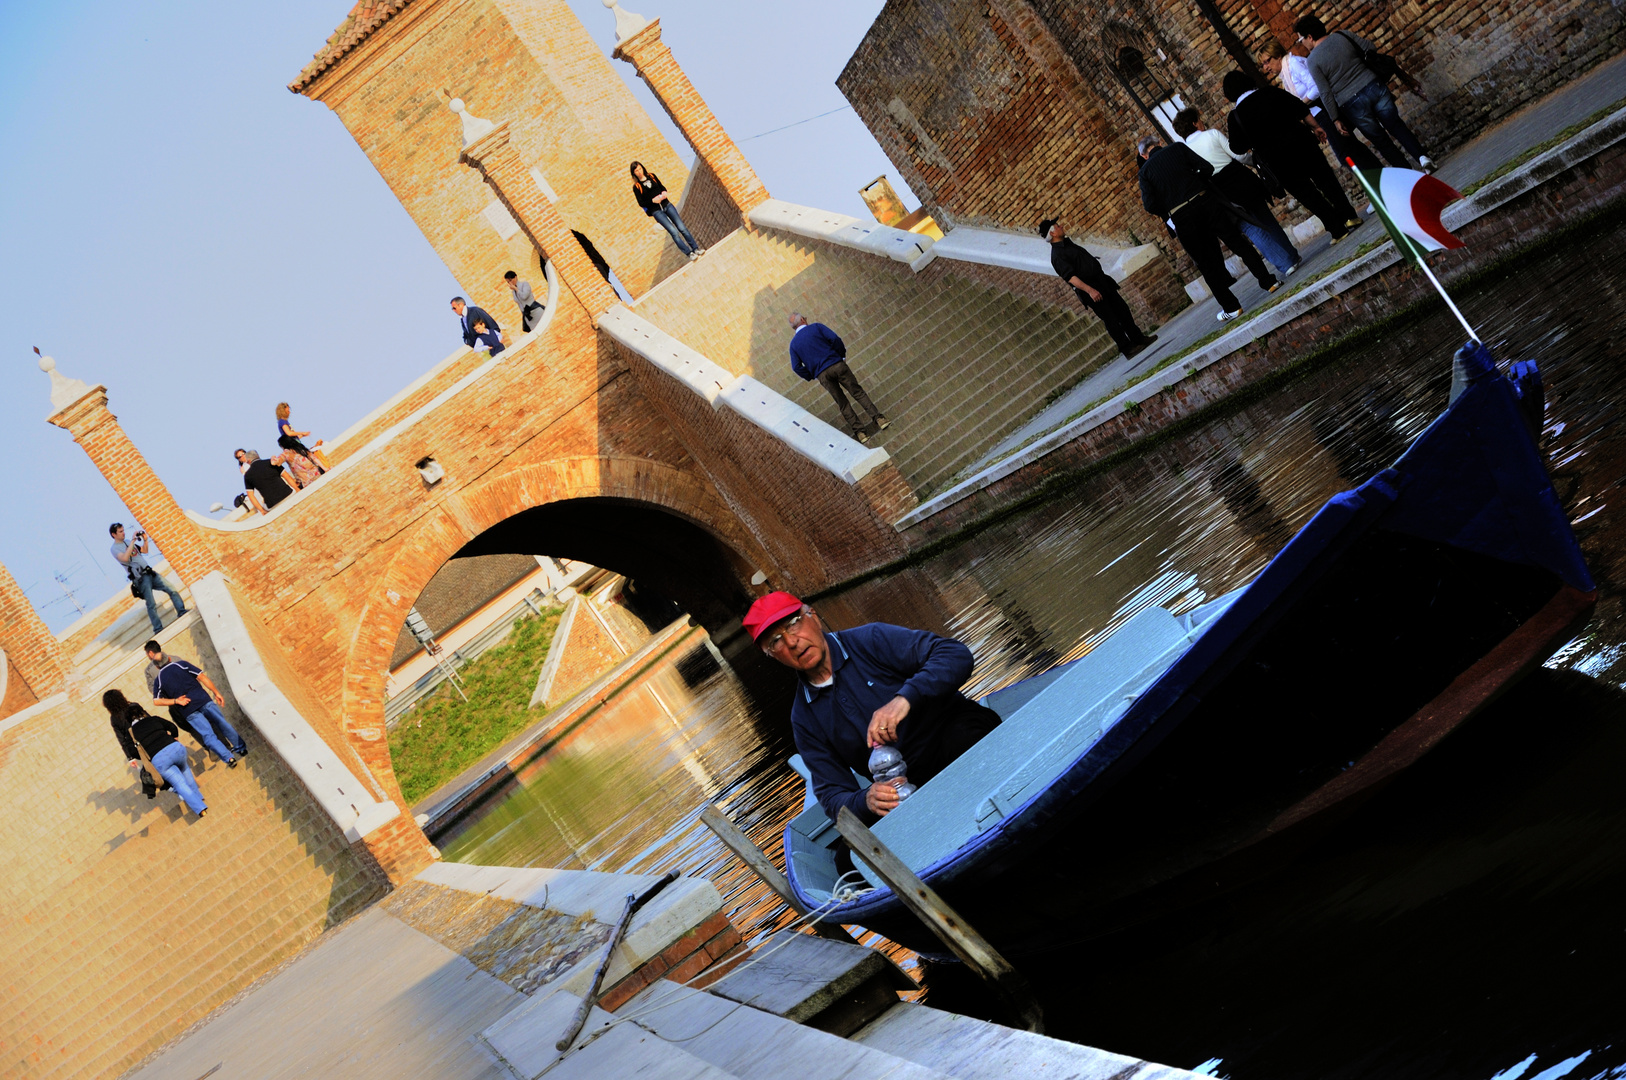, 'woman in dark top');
124,702,208,816
631,161,704,260
103,689,162,800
